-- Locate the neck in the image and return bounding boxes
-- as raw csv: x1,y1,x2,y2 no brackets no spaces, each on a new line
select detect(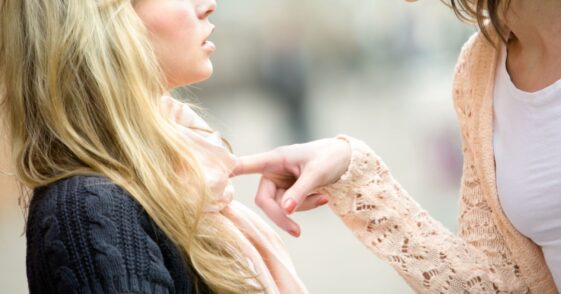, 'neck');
501,1,561,92
505,0,561,54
